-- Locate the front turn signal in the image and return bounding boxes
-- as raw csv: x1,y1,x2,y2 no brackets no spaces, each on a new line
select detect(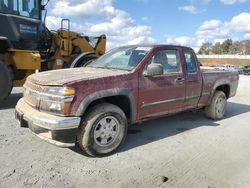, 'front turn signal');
64,87,75,96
